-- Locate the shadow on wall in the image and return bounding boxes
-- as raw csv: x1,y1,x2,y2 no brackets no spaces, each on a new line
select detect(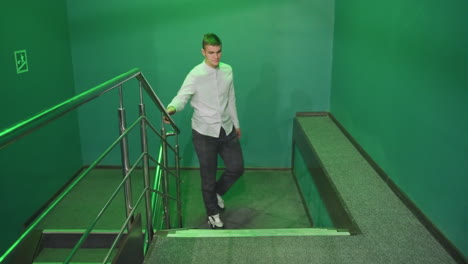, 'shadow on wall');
241,62,280,165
